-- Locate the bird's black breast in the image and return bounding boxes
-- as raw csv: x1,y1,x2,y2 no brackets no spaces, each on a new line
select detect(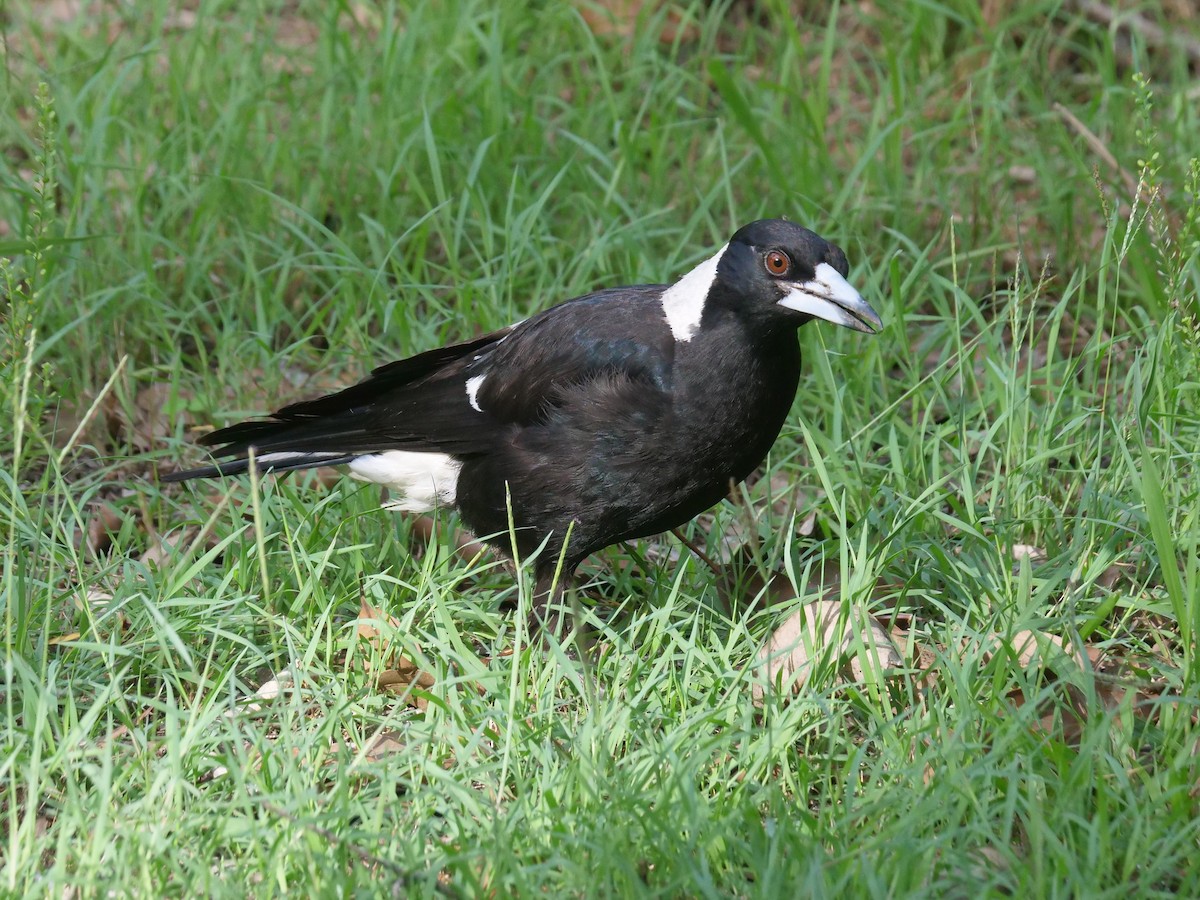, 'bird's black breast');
653,318,802,513
454,307,802,565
